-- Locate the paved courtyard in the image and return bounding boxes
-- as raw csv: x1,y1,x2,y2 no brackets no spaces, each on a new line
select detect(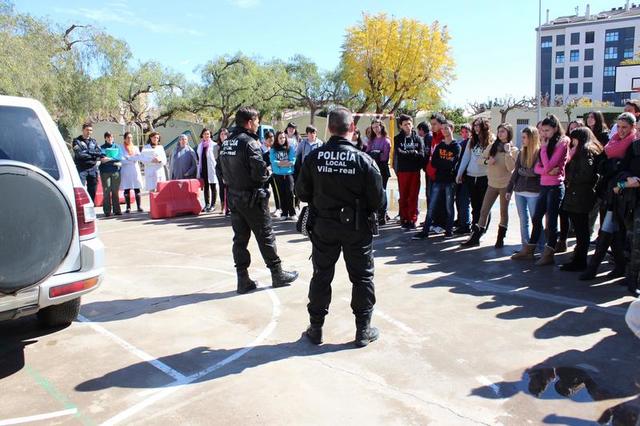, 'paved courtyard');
2,194,640,425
